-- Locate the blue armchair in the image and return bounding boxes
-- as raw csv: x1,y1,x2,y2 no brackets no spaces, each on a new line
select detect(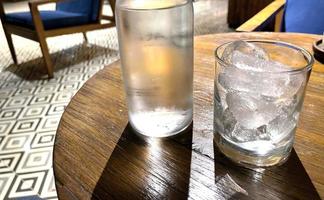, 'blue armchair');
236,0,324,35
0,0,116,78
